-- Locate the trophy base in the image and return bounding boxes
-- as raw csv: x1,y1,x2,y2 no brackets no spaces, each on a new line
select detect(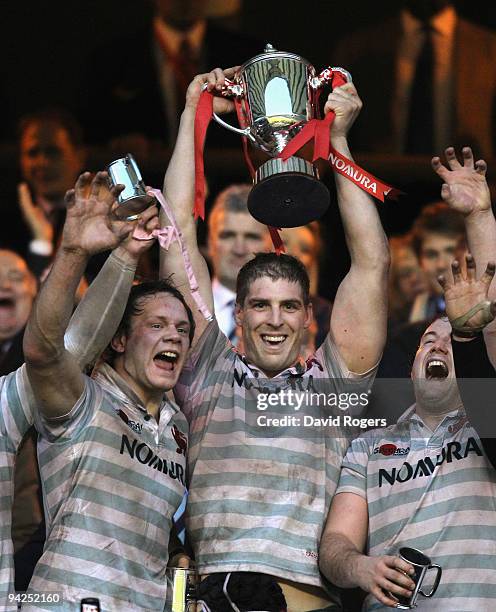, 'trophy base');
115,194,156,220
248,157,330,228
